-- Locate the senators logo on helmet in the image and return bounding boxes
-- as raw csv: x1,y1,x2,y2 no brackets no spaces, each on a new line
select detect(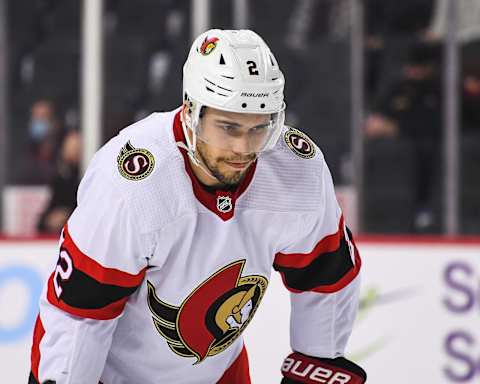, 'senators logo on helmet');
147,260,267,363
199,36,219,56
